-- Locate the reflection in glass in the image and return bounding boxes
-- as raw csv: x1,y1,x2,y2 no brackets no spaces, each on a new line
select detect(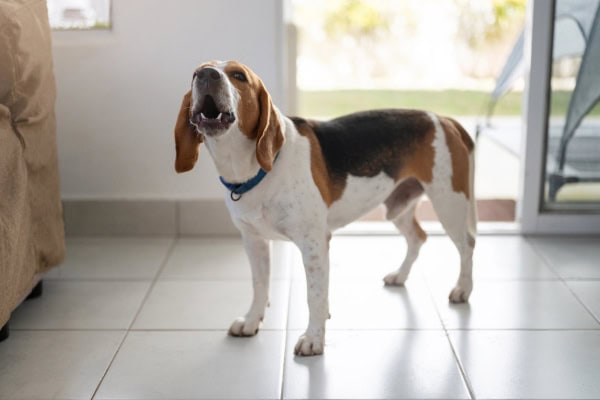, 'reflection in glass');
545,0,600,209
